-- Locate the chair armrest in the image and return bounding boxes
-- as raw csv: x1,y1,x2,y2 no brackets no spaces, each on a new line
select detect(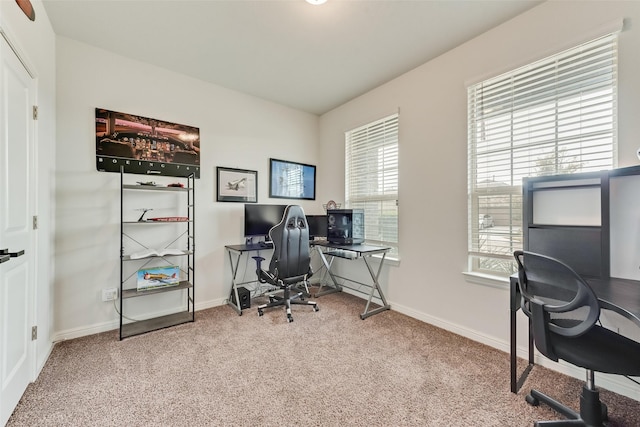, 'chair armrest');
531,298,559,362
252,256,268,283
